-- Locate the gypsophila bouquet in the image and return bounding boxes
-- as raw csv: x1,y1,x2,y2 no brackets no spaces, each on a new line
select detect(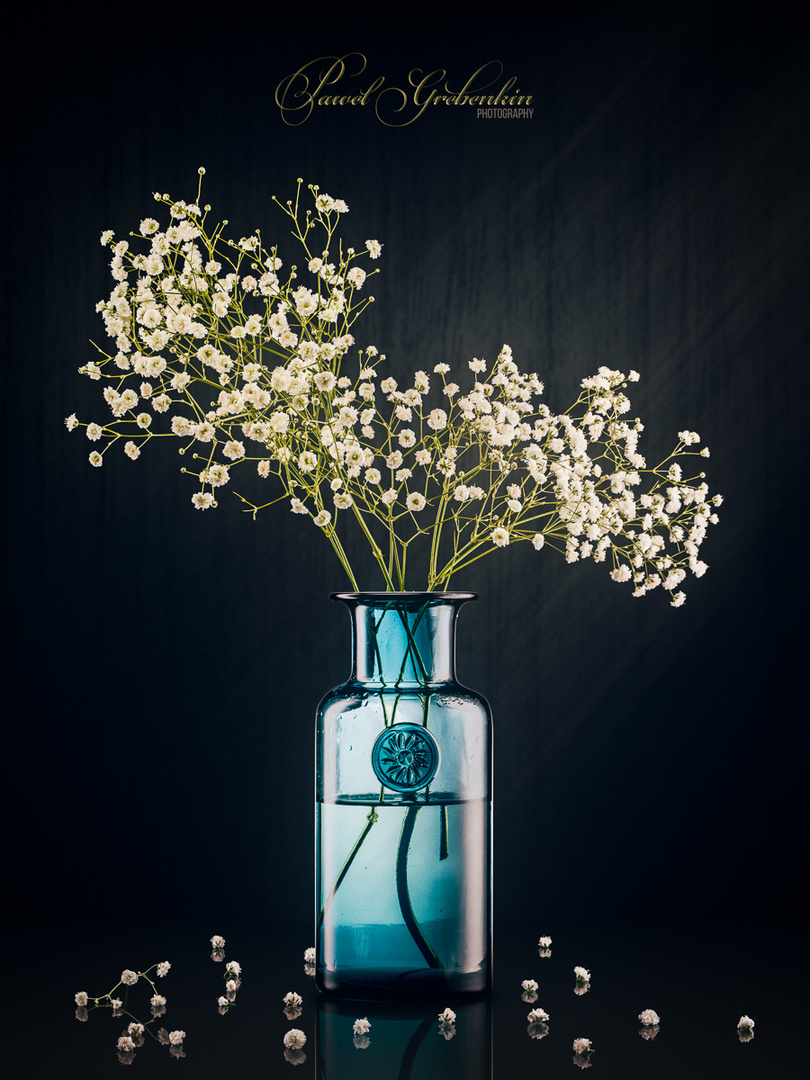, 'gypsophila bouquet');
68,171,720,604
